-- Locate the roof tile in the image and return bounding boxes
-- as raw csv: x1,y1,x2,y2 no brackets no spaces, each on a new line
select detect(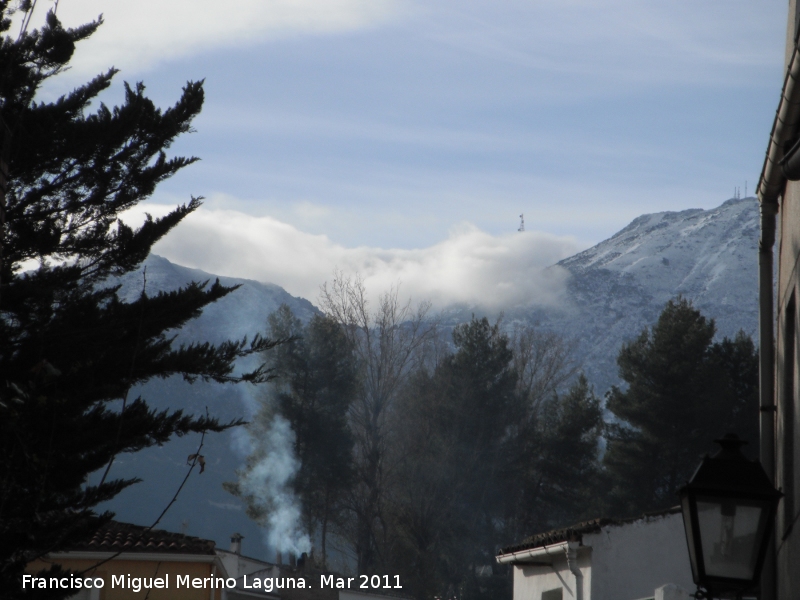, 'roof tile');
69,521,216,555
498,506,681,555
